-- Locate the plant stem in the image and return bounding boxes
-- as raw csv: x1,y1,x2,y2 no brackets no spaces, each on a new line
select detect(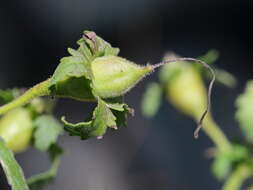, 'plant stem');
0,79,51,115
195,114,232,153
222,164,251,190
